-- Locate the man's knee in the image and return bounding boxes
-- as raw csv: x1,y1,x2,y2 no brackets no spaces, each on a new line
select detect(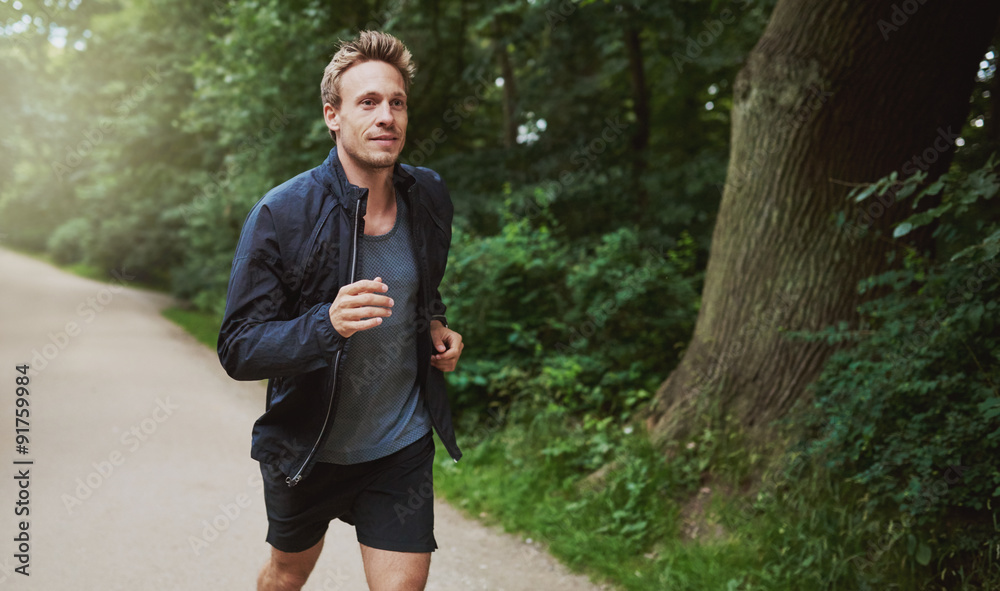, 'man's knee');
374,568,428,591
275,553,317,577
272,568,311,591
262,557,314,591
261,540,323,591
